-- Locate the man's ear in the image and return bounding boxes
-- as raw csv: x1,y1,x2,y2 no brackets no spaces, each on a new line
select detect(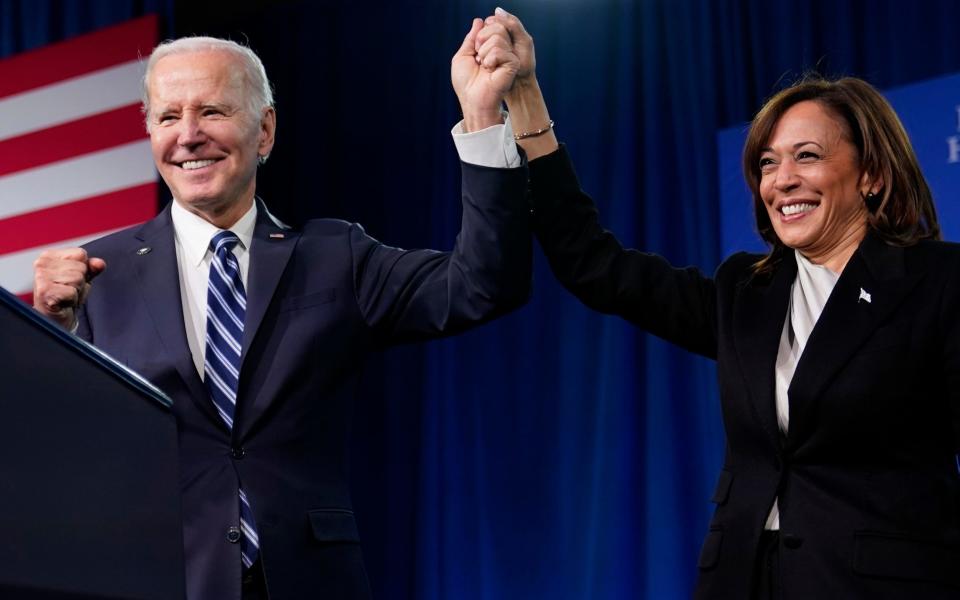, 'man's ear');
257,107,276,159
